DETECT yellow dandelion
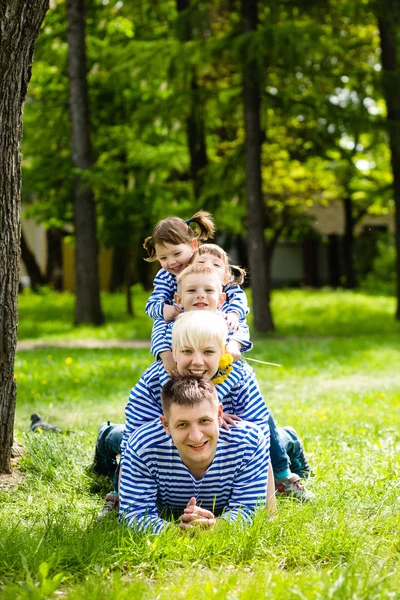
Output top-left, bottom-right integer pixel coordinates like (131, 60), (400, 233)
(319, 415), (328, 421)
(47, 355), (53, 360)
(41, 380), (47, 385)
(74, 378), (80, 383)
(359, 428), (366, 435)
(65, 357), (73, 365)
(218, 353), (233, 370)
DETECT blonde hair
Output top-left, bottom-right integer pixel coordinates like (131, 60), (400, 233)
(176, 264), (223, 294)
(193, 244), (246, 286)
(143, 210), (215, 262)
(172, 311), (227, 357)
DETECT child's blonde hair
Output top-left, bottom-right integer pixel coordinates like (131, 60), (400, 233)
(143, 210), (215, 262)
(172, 311), (227, 356)
(193, 243), (246, 286)
(176, 264), (223, 294)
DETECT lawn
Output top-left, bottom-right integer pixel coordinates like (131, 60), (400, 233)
(1, 288), (399, 598)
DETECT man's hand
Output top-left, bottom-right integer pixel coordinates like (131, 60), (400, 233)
(179, 496), (216, 530)
(221, 412), (242, 431)
(160, 351), (179, 376)
(224, 312), (240, 332)
(226, 340), (242, 362)
(163, 304), (182, 322)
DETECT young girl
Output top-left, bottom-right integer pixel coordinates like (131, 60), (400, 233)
(144, 210), (215, 323)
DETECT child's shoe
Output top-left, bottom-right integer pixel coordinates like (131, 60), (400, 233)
(97, 491), (119, 521)
(275, 473), (314, 501)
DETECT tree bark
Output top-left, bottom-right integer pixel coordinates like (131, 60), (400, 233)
(342, 194), (358, 289)
(241, 0), (274, 332)
(21, 228), (47, 291)
(0, 0), (49, 474)
(377, 5), (400, 319)
(176, 0), (208, 200)
(67, 0), (104, 325)
(46, 228), (65, 291)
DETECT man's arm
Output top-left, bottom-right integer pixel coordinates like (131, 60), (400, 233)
(119, 445), (169, 533)
(221, 428), (269, 522)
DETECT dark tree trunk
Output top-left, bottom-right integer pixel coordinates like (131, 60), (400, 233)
(378, 7), (400, 319)
(241, 0), (274, 332)
(303, 239), (320, 287)
(176, 0), (208, 199)
(67, 0), (104, 325)
(0, 0), (49, 474)
(342, 195), (358, 289)
(327, 235), (341, 287)
(109, 246), (127, 292)
(20, 229), (47, 291)
(46, 228), (65, 291)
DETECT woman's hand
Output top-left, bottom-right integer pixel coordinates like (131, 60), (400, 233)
(221, 412), (242, 431)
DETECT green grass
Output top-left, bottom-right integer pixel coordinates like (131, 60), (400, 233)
(2, 289), (400, 598)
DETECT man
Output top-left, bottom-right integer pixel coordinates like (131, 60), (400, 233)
(119, 376), (270, 533)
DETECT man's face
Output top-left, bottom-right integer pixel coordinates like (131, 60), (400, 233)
(174, 339), (222, 379)
(160, 399), (223, 476)
(155, 241), (196, 276)
(174, 273), (226, 312)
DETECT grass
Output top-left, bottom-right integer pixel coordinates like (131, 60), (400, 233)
(2, 288), (400, 598)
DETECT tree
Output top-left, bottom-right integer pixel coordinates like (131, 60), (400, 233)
(67, 0), (104, 324)
(241, 0), (274, 332)
(0, 0), (49, 474)
(376, 0), (400, 319)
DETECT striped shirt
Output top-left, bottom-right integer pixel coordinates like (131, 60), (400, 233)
(150, 314), (252, 360)
(119, 418), (269, 533)
(120, 359), (270, 454)
(145, 268), (250, 320)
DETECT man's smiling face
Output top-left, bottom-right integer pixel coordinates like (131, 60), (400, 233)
(160, 399), (223, 477)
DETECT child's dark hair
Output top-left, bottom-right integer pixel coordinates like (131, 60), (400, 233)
(143, 210), (215, 262)
(193, 243), (246, 286)
(161, 376), (217, 415)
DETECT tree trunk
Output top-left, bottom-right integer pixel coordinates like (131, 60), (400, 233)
(21, 228), (47, 291)
(176, 0), (208, 200)
(46, 228), (65, 291)
(0, 0), (49, 474)
(378, 7), (400, 319)
(241, 0), (274, 332)
(67, 0), (104, 325)
(342, 195), (358, 289)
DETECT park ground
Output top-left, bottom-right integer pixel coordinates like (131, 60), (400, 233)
(1, 287), (400, 599)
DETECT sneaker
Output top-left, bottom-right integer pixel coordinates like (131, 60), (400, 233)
(275, 473), (314, 501)
(97, 492), (119, 521)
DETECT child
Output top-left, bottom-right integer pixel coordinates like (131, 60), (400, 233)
(151, 263), (251, 365)
(144, 214), (249, 372)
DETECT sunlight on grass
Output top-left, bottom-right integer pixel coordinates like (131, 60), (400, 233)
(4, 288), (400, 597)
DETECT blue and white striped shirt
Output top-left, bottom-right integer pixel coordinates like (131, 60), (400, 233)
(150, 314), (252, 360)
(119, 418), (269, 533)
(145, 268), (250, 320)
(120, 359), (270, 454)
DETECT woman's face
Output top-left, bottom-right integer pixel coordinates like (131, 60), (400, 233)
(173, 339), (222, 379)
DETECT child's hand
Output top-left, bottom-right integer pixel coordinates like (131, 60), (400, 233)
(163, 304), (182, 322)
(160, 351), (179, 376)
(226, 340), (242, 362)
(224, 312), (240, 332)
(221, 412), (242, 431)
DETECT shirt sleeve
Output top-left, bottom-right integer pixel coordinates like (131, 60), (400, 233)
(121, 370), (164, 454)
(151, 320), (173, 359)
(221, 429), (269, 523)
(223, 285), (249, 320)
(228, 364), (270, 434)
(145, 270), (177, 320)
(119, 446), (169, 533)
